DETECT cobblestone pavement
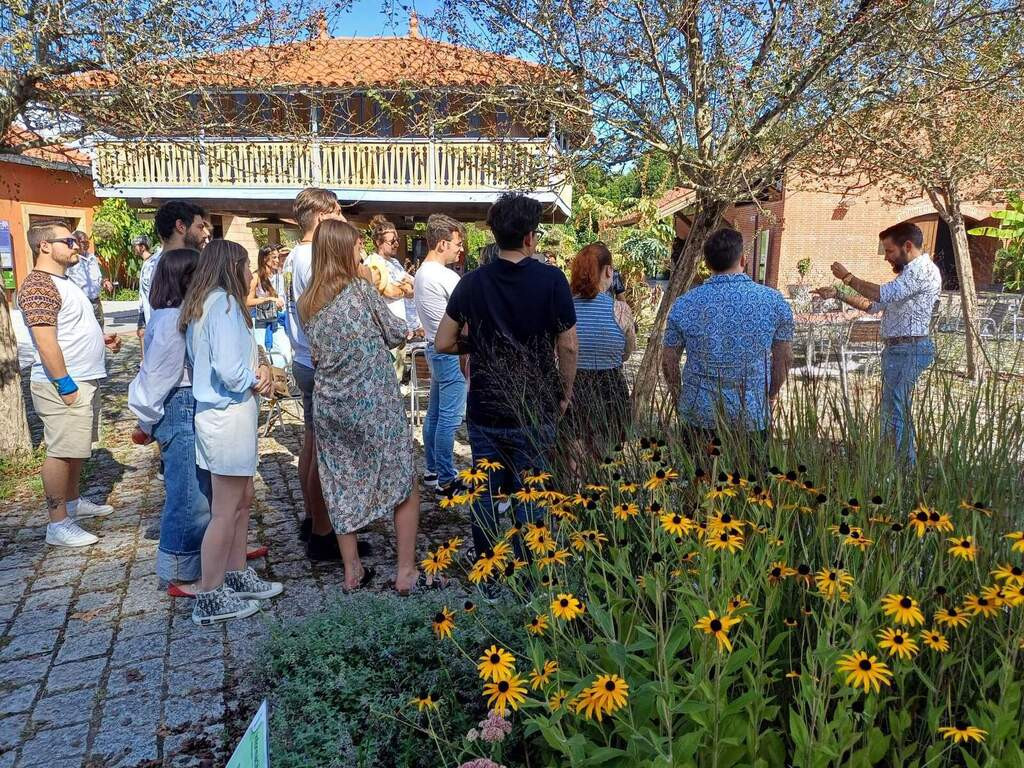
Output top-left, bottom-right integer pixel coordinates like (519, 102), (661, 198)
(0, 338), (471, 767)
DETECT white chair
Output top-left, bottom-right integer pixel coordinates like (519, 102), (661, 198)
(409, 345), (431, 426)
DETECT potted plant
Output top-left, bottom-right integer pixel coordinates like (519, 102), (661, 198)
(788, 257), (812, 302)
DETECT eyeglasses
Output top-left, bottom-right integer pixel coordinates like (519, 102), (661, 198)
(47, 238), (79, 249)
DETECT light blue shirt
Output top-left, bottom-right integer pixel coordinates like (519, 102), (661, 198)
(664, 273), (793, 431)
(186, 289), (257, 410)
(128, 307), (189, 431)
(66, 252), (104, 301)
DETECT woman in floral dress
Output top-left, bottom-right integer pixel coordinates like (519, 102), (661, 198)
(297, 219), (420, 594)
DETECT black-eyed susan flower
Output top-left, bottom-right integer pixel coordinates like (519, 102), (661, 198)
(514, 486), (546, 504)
(877, 627), (919, 660)
(468, 557), (495, 585)
(963, 593), (999, 618)
(439, 536), (463, 555)
(768, 561), (797, 584)
(551, 593), (585, 621)
(574, 674), (629, 721)
(908, 505), (932, 537)
(644, 467), (679, 491)
(613, 502), (640, 521)
(694, 610), (742, 652)
(548, 688), (569, 711)
(981, 584), (1006, 605)
(529, 660), (559, 690)
(921, 629), (950, 652)
(836, 651), (893, 694)
(1006, 531), (1024, 553)
(660, 512), (694, 537)
(482, 674), (527, 716)
(458, 467), (489, 485)
(432, 607), (455, 639)
(463, 600), (477, 614)
(526, 614), (549, 637)
(930, 510), (954, 533)
(421, 551), (449, 576)
(1005, 583), (1024, 607)
(747, 488), (774, 509)
(934, 607), (970, 629)
(947, 536), (978, 561)
(477, 645), (516, 682)
(959, 499), (990, 515)
(881, 594), (925, 626)
(795, 563), (813, 586)
(844, 528), (873, 549)
(705, 529), (744, 553)
(726, 595), (751, 614)
(476, 458), (503, 471)
(618, 482), (639, 494)
(409, 692), (440, 712)
(938, 723), (987, 743)
(536, 549), (572, 569)
(816, 568), (854, 600)
(705, 485), (738, 502)
(521, 469), (552, 487)
(783, 617), (799, 628)
(991, 563), (1024, 586)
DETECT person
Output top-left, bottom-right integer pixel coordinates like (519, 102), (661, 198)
(127, 248), (212, 587)
(434, 193), (578, 566)
(282, 187), (348, 561)
(413, 214), (467, 493)
(179, 239), (282, 625)
(133, 235), (154, 348)
(813, 221), (941, 464)
(662, 228), (794, 445)
(247, 244), (289, 359)
(565, 242), (636, 458)
(367, 215), (416, 379)
(66, 230), (113, 328)
(19, 222), (121, 547)
(298, 219), (421, 594)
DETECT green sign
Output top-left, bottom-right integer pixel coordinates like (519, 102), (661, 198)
(227, 699), (270, 768)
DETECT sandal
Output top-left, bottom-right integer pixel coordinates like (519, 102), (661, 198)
(395, 572), (451, 596)
(342, 565), (375, 594)
(246, 546), (269, 560)
(167, 583), (196, 598)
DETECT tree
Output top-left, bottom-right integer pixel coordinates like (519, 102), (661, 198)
(92, 199), (157, 291)
(0, 292), (31, 455)
(434, 0), (984, 413)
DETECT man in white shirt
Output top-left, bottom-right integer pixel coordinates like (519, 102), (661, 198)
(814, 221), (942, 464)
(134, 235), (154, 345)
(66, 230), (113, 328)
(413, 214), (466, 493)
(19, 222), (122, 547)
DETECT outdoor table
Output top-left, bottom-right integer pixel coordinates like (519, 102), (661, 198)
(793, 310), (864, 368)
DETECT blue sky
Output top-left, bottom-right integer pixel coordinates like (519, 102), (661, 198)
(326, 0), (442, 38)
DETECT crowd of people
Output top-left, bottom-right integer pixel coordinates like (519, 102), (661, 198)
(18, 187), (939, 625)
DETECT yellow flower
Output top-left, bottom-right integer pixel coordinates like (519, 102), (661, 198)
(612, 502), (640, 521)
(836, 651), (893, 694)
(1005, 531), (1024, 553)
(431, 607), (455, 639)
(958, 499), (991, 515)
(981, 584), (1006, 605)
(907, 506), (932, 537)
(549, 504), (578, 522)
(527, 614), (549, 636)
(991, 563), (1024, 586)
(946, 536), (977, 561)
(963, 593), (1000, 618)
(747, 489), (774, 509)
(574, 674), (630, 721)
(409, 692), (439, 712)
(768, 561), (797, 584)
(584, 483), (609, 493)
(705, 485), (738, 502)
(694, 610), (742, 652)
(524, 529), (557, 555)
(877, 627), (919, 660)
(938, 723), (987, 743)
(931, 512), (955, 533)
(529, 660), (559, 690)
(521, 470), (552, 487)
(440, 536), (463, 555)
(644, 467), (679, 491)
(570, 530), (607, 551)
(548, 689), (569, 711)
(536, 549), (572, 569)
(660, 512), (694, 537)
(482, 674), (527, 716)
(726, 595), (751, 614)
(880, 594), (925, 626)
(618, 482), (639, 494)
(1004, 583), (1024, 607)
(476, 458), (503, 471)
(458, 467), (489, 485)
(920, 629), (950, 652)
(934, 607), (970, 629)
(514, 487), (546, 504)
(816, 569), (854, 600)
(477, 645), (516, 682)
(468, 557), (496, 584)
(843, 528), (873, 549)
(551, 593), (585, 621)
(705, 530), (744, 553)
(439, 492), (470, 509)
(708, 512), (744, 532)
(421, 551), (449, 576)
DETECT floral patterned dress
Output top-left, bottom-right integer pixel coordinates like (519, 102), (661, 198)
(307, 279), (414, 534)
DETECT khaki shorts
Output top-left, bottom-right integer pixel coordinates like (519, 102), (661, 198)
(30, 379), (101, 459)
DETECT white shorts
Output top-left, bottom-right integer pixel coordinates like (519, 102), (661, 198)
(195, 396), (259, 476)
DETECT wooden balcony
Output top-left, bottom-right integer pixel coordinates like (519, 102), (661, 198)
(92, 138), (561, 194)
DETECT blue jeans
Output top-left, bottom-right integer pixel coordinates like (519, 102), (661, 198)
(151, 387), (212, 583)
(880, 339), (934, 466)
(424, 345), (466, 486)
(468, 422), (555, 560)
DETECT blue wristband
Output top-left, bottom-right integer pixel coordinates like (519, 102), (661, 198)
(52, 375), (78, 396)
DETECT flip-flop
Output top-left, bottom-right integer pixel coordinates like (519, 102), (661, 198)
(167, 583), (196, 598)
(342, 565), (375, 594)
(247, 546), (269, 559)
(395, 572), (451, 596)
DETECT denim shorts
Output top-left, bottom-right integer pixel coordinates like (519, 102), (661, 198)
(293, 361), (315, 430)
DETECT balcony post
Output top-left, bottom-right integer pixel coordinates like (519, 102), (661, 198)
(426, 137), (437, 190)
(199, 131), (209, 186)
(311, 102), (322, 185)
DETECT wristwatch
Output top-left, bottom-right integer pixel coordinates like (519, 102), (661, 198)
(842, 273), (855, 285)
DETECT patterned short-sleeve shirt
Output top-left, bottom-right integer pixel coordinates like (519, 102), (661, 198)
(868, 255), (942, 338)
(664, 273), (793, 430)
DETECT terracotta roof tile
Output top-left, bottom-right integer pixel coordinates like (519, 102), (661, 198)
(2, 125), (90, 168)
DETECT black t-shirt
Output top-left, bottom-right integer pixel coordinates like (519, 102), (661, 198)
(446, 257), (576, 429)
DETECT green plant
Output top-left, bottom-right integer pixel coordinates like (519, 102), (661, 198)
(255, 591), (528, 768)
(620, 229), (671, 278)
(92, 199), (156, 290)
(969, 195), (1024, 292)
(797, 257), (812, 283)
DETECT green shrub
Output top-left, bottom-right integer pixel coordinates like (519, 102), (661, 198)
(257, 590), (528, 768)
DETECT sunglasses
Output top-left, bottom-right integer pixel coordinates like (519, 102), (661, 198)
(47, 237), (79, 248)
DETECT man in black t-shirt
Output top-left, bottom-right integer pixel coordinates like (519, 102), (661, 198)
(436, 194), (578, 562)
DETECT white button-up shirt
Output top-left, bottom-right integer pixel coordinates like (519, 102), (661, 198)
(66, 252), (104, 301)
(868, 255), (942, 338)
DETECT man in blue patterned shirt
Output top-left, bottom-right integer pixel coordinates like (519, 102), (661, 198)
(662, 228), (794, 436)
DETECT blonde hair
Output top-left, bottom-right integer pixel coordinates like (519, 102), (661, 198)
(293, 187), (339, 233)
(178, 239), (252, 332)
(297, 219), (363, 325)
(368, 214), (398, 246)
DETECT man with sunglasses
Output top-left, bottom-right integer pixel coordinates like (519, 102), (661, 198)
(66, 230), (113, 328)
(19, 222), (122, 547)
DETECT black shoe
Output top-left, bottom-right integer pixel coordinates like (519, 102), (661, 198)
(437, 479), (467, 499)
(306, 532), (373, 561)
(298, 517), (312, 543)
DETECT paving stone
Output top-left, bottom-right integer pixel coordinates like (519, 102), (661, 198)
(114, 614), (167, 641)
(45, 657), (106, 694)
(106, 657), (164, 698)
(0, 553), (35, 572)
(54, 627), (114, 665)
(91, 694), (160, 766)
(163, 692), (224, 730)
(168, 632), (222, 664)
(0, 569), (30, 589)
(0, 749), (14, 768)
(17, 722), (90, 768)
(167, 657), (223, 696)
(0, 604), (15, 626)
(28, 570), (78, 592)
(109, 631), (166, 668)
(0, 656), (50, 689)
(79, 564), (126, 591)
(0, 713), (27, 751)
(0, 682), (38, 716)
(70, 590), (121, 617)
(0, 627), (59, 662)
(6, 606), (66, 635)
(31, 688), (98, 727)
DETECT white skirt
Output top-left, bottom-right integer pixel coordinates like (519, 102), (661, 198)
(195, 396), (259, 476)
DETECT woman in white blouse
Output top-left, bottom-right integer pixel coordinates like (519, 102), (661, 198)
(178, 240), (282, 625)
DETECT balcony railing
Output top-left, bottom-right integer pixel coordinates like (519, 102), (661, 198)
(92, 138), (558, 192)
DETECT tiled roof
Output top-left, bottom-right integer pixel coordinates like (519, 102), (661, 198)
(1, 126), (91, 169)
(602, 187), (696, 229)
(73, 33), (552, 91)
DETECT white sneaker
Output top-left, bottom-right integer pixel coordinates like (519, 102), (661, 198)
(45, 519), (99, 548)
(73, 499), (113, 519)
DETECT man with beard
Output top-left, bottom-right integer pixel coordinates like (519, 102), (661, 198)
(813, 221), (941, 464)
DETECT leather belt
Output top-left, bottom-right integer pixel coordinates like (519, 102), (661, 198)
(883, 335), (928, 347)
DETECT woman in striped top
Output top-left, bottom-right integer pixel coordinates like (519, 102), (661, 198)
(564, 242), (636, 459)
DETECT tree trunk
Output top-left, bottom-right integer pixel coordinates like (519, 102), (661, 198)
(0, 290), (32, 456)
(947, 212), (985, 382)
(631, 200), (726, 420)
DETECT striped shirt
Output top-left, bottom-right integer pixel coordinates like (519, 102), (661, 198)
(574, 293), (626, 370)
